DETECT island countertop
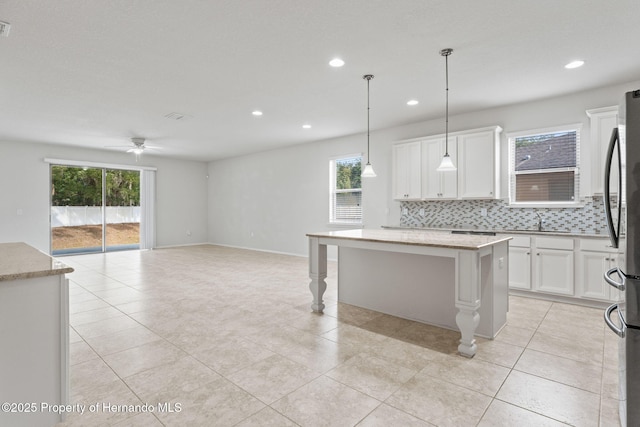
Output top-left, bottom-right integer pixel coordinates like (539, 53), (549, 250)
(0, 242), (74, 281)
(306, 228), (511, 250)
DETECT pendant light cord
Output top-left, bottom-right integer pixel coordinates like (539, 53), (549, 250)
(444, 50), (450, 156)
(363, 74), (374, 164)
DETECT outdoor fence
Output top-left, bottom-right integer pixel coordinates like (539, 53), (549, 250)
(51, 206), (141, 227)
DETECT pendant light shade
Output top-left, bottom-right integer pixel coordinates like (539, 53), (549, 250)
(361, 74), (377, 178)
(436, 48), (457, 172)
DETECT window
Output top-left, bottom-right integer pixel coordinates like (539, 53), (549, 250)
(509, 125), (581, 204)
(329, 155), (363, 224)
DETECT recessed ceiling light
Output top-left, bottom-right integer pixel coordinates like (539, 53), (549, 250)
(329, 58), (345, 67)
(407, 100), (419, 106)
(302, 124), (312, 129)
(252, 110), (263, 116)
(565, 60), (585, 69)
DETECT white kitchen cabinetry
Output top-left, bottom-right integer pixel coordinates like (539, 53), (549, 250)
(421, 137), (457, 199)
(578, 238), (624, 301)
(394, 126), (501, 201)
(457, 128), (501, 199)
(508, 236), (531, 290)
(587, 106), (618, 195)
(534, 236), (575, 296)
(392, 141), (421, 200)
(507, 235), (574, 296)
(507, 234), (623, 304)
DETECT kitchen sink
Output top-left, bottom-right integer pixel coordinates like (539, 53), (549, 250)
(451, 230), (496, 236)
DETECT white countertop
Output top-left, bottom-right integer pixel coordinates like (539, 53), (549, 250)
(307, 228), (511, 250)
(0, 242), (74, 281)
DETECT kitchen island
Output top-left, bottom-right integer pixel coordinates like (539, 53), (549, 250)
(306, 229), (511, 357)
(0, 242), (73, 427)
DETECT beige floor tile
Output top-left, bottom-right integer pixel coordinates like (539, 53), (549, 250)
(70, 358), (121, 401)
(190, 336), (275, 376)
(321, 323), (390, 351)
(601, 396), (623, 427)
(474, 338), (525, 368)
(234, 407), (298, 426)
(417, 352), (511, 396)
(357, 403), (434, 426)
(602, 366), (621, 400)
(61, 246), (618, 426)
(287, 311), (340, 335)
(372, 338), (441, 371)
(323, 302), (385, 326)
(271, 376), (380, 427)
(478, 399), (567, 426)
(493, 324), (536, 347)
(496, 370), (600, 426)
(123, 356), (222, 402)
(528, 330), (604, 366)
(83, 324), (163, 356)
(111, 412), (164, 426)
(69, 340), (99, 365)
(227, 354), (319, 404)
(326, 353), (417, 400)
(102, 340), (187, 378)
(69, 298), (110, 314)
(155, 378), (265, 426)
(515, 348), (602, 393)
(387, 374), (491, 427)
(72, 314), (143, 339)
(394, 322), (460, 354)
(70, 305), (125, 326)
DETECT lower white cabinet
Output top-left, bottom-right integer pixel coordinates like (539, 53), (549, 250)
(577, 238), (624, 301)
(505, 234), (628, 303)
(508, 236), (531, 290)
(535, 248), (574, 296)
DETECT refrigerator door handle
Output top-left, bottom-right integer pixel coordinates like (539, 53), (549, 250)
(605, 266), (626, 291)
(603, 127), (621, 248)
(605, 303), (626, 338)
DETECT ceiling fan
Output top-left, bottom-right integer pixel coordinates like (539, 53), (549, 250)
(106, 137), (160, 158)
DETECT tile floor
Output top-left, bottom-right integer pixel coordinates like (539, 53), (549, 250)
(55, 244), (621, 426)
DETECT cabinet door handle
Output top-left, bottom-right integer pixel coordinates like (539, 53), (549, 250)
(526, 252), (530, 255)
(536, 253), (540, 256)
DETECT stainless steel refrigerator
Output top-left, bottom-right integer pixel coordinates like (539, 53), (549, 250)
(604, 89), (640, 427)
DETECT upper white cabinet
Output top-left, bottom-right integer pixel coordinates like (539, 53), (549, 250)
(587, 106), (618, 195)
(457, 128), (501, 199)
(422, 137), (457, 199)
(392, 141), (421, 200)
(393, 126), (501, 201)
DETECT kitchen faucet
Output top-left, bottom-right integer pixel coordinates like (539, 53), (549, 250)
(535, 211), (545, 232)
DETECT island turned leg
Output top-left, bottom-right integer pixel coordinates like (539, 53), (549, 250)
(455, 250), (483, 357)
(456, 307), (480, 357)
(308, 237), (328, 313)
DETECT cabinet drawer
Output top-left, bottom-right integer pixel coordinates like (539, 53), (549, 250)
(509, 236), (531, 248)
(580, 238), (618, 252)
(536, 236), (574, 250)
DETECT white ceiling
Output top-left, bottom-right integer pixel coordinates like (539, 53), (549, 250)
(1, 0), (639, 161)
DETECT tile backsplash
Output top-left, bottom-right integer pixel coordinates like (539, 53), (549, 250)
(399, 196), (614, 235)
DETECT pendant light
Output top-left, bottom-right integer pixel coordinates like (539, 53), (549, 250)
(436, 48), (457, 172)
(361, 74), (377, 178)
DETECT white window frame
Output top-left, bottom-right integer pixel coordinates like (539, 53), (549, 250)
(508, 124), (582, 208)
(329, 153), (363, 226)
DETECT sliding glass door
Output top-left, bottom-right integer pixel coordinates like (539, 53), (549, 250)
(51, 165), (141, 255)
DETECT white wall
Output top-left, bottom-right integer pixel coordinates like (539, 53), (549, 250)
(0, 140), (209, 253)
(208, 80), (640, 256)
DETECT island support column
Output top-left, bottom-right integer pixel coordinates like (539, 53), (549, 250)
(455, 250), (483, 357)
(308, 237), (327, 312)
